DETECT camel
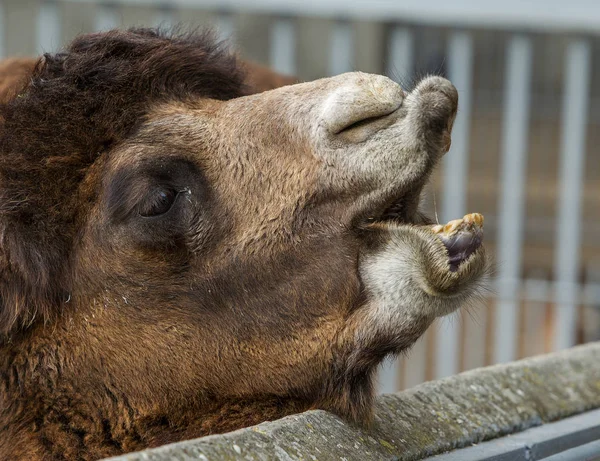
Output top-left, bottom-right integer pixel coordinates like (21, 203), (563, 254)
(0, 28), (487, 460)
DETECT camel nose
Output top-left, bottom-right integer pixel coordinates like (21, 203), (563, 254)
(410, 76), (458, 154)
(320, 72), (404, 143)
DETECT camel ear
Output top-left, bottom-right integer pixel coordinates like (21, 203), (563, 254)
(241, 59), (299, 94)
(0, 57), (38, 104)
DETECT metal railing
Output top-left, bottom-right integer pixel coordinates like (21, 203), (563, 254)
(2, 0), (599, 392)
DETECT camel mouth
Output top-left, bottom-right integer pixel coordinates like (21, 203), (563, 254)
(369, 196), (410, 224)
(364, 209), (485, 273)
(362, 187), (421, 227)
(431, 213), (485, 272)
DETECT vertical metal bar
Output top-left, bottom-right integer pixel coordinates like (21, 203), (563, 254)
(442, 31), (473, 221)
(579, 277), (600, 344)
(329, 20), (353, 76)
(553, 39), (591, 351)
(461, 303), (488, 370)
(154, 5), (176, 30)
(386, 26), (413, 84)
(37, 0), (61, 54)
(0, 1), (5, 60)
(435, 30), (473, 379)
(522, 277), (551, 357)
(494, 35), (533, 364)
(95, 3), (119, 32)
(401, 336), (428, 389)
(216, 12), (234, 44)
(377, 359), (399, 394)
(586, 304), (600, 343)
(269, 17), (296, 76)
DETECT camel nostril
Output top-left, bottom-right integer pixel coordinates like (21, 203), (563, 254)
(334, 106), (400, 135)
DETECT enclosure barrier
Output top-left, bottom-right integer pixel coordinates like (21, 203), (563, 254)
(105, 342), (600, 461)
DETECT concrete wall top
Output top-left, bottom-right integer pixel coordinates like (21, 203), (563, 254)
(107, 342), (600, 461)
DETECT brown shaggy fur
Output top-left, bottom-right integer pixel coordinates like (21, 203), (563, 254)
(0, 29), (247, 335)
(0, 28), (486, 460)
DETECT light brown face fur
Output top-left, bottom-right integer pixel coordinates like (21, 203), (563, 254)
(0, 33), (487, 461)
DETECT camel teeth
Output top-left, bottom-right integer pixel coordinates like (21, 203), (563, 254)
(443, 218), (463, 234)
(432, 224), (444, 234)
(463, 213), (484, 227)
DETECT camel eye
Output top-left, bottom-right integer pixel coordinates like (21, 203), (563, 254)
(139, 188), (178, 217)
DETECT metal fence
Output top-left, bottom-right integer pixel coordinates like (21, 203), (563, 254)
(2, 0), (600, 392)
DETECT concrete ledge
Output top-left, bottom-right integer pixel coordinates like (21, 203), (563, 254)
(108, 342), (600, 461)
